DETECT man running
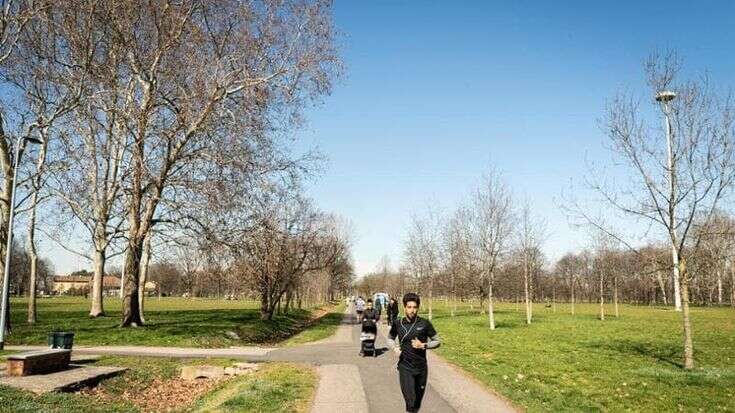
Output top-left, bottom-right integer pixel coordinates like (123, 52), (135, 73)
(388, 293), (440, 413)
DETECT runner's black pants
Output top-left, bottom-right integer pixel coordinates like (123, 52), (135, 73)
(399, 366), (428, 412)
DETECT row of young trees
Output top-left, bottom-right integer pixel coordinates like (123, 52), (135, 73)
(385, 53), (735, 370)
(0, 0), (349, 327)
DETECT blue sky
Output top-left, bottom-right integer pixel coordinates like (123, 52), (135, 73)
(49, 1), (735, 275)
(292, 0), (735, 276)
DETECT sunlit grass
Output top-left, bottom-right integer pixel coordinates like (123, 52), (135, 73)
(7, 296), (338, 347)
(429, 300), (735, 412)
(189, 362), (316, 413)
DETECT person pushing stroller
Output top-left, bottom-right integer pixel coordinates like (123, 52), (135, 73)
(359, 299), (380, 357)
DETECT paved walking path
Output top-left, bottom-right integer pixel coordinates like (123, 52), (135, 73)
(267, 305), (519, 413)
(6, 305), (519, 412)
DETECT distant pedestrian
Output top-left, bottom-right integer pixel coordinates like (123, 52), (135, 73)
(387, 297), (400, 325)
(355, 296), (365, 323)
(388, 293), (441, 413)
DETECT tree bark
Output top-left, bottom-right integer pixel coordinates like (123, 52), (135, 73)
(613, 274), (619, 317)
(671, 246), (683, 311)
(716, 269), (723, 305)
(26, 197), (39, 325)
(599, 269), (605, 321)
(679, 261), (694, 369)
(656, 270), (668, 306)
(260, 292), (271, 320)
(427, 275), (433, 321)
(571, 275), (575, 315)
(27, 250), (37, 324)
(524, 256), (532, 325)
(138, 232), (152, 324)
(488, 277), (495, 330)
(121, 238), (144, 327)
(89, 248), (106, 317)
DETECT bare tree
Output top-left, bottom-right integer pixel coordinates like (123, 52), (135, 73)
(469, 171), (513, 329)
(518, 203), (545, 325)
(404, 206), (443, 321)
(57, 0), (341, 327)
(582, 52), (735, 369)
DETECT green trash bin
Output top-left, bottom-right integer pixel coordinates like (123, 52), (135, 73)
(48, 331), (74, 349)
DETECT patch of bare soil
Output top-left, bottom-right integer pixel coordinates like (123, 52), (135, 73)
(82, 376), (228, 412)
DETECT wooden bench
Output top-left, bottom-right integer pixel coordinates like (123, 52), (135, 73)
(6, 349), (71, 376)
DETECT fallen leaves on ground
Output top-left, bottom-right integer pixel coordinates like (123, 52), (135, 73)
(82, 376), (228, 412)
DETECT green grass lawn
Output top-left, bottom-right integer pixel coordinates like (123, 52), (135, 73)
(0, 356), (316, 413)
(429, 300), (735, 412)
(6, 296), (338, 347)
(189, 363), (317, 413)
(282, 303), (346, 346)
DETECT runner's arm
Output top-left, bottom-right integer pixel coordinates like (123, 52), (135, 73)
(425, 335), (440, 349)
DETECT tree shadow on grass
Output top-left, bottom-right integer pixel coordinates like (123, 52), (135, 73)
(9, 307), (321, 347)
(583, 338), (683, 368)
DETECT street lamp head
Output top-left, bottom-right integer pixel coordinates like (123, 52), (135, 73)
(24, 137), (43, 145)
(655, 90), (677, 103)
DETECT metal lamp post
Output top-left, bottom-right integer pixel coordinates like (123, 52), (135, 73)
(0, 135), (43, 350)
(655, 90), (682, 312)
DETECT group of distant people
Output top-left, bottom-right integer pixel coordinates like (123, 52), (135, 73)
(347, 292), (440, 413)
(351, 294), (399, 325)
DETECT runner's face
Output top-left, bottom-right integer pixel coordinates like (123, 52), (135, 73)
(404, 301), (418, 319)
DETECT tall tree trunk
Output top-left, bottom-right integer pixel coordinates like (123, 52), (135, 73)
(671, 247), (682, 311)
(121, 238), (144, 327)
(524, 257), (531, 325)
(120, 254), (125, 299)
(717, 269), (723, 305)
(656, 270), (668, 305)
(613, 274), (619, 317)
(599, 269), (605, 321)
(731, 264), (735, 308)
(89, 248), (106, 317)
(571, 275), (575, 315)
(428, 275), (433, 321)
(138, 232), (152, 324)
(679, 261), (694, 369)
(260, 291), (271, 320)
(26, 134), (49, 325)
(488, 275), (495, 330)
(552, 284), (556, 313)
(26, 202), (39, 325)
(27, 251), (37, 324)
(451, 272), (456, 317)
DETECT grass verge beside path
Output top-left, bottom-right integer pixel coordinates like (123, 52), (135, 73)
(189, 362), (317, 413)
(283, 302), (346, 346)
(0, 356), (317, 413)
(6, 297), (340, 347)
(431, 301), (735, 412)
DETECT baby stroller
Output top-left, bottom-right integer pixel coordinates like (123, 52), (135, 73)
(360, 318), (377, 357)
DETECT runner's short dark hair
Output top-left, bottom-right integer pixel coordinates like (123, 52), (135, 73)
(367, 298), (373, 303)
(402, 292), (420, 307)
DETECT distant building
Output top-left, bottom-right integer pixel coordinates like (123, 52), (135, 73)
(51, 274), (157, 296)
(51, 275), (91, 295)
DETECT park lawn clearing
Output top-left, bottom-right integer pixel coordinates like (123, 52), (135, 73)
(7, 297), (340, 347)
(189, 362), (316, 413)
(431, 301), (735, 412)
(282, 302), (346, 346)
